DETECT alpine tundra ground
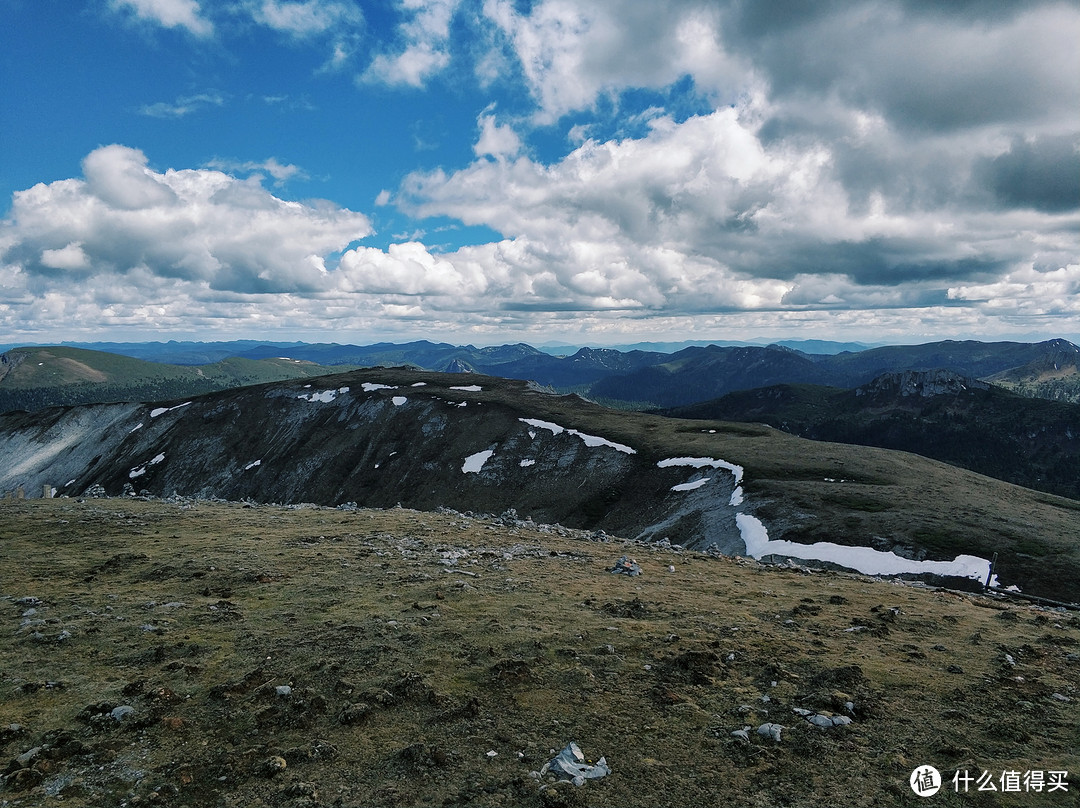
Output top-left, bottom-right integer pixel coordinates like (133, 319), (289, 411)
(1, 498), (1077, 807)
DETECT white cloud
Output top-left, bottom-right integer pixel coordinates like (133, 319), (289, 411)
(1, 145), (371, 295)
(363, 0), (461, 87)
(482, 0), (749, 122)
(40, 243), (90, 271)
(110, 0), (213, 37)
(474, 112), (522, 159)
(205, 157), (306, 185)
(949, 264), (1080, 315)
(139, 91), (225, 118)
(250, 0), (363, 38)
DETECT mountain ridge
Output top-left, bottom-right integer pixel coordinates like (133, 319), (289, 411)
(2, 366), (1078, 601)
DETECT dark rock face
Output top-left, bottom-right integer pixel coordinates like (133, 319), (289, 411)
(854, 369), (990, 398)
(0, 369), (744, 551)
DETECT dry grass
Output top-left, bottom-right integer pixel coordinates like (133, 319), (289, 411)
(1, 497), (1077, 807)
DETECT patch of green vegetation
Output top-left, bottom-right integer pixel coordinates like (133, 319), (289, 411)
(822, 493), (892, 512)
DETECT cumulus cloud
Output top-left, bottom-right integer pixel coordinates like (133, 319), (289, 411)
(482, 0), (748, 122)
(363, 0), (461, 88)
(473, 111), (522, 159)
(1, 145), (371, 295)
(110, 0), (213, 37)
(394, 89), (1079, 319)
(735, 2), (1080, 134)
(949, 264), (1080, 315)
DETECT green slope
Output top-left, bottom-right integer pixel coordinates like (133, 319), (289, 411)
(0, 346), (357, 413)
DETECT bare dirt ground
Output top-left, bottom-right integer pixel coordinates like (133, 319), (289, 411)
(1, 497), (1077, 807)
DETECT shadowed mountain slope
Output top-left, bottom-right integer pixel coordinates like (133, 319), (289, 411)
(664, 369), (1080, 501)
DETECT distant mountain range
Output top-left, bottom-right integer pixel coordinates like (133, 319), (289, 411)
(4, 337), (1075, 412)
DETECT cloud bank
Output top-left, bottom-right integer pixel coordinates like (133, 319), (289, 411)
(3, 0), (1078, 342)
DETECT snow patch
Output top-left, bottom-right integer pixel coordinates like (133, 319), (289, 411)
(392, 396), (407, 406)
(362, 382), (395, 392)
(411, 382), (427, 387)
(244, 460), (262, 471)
(671, 477), (710, 492)
(298, 386), (350, 403)
(129, 453), (165, 479)
(129, 422), (144, 434)
(451, 385), (483, 392)
(736, 513), (990, 581)
(519, 418), (636, 454)
(520, 459), (536, 467)
(462, 449), (494, 473)
(150, 402), (191, 418)
(657, 456), (743, 484)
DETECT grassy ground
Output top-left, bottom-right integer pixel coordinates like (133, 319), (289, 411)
(1, 497), (1078, 807)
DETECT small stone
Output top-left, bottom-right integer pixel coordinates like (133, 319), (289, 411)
(275, 685), (292, 697)
(111, 705), (136, 721)
(756, 723), (783, 742)
(16, 746), (43, 767)
(1051, 693), (1071, 703)
(259, 756), (287, 776)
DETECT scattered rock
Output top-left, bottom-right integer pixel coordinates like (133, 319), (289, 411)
(756, 723), (783, 742)
(111, 705), (136, 721)
(337, 702), (371, 726)
(258, 755), (288, 776)
(3, 766), (43, 792)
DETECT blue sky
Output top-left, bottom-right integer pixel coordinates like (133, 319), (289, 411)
(1, 0), (1078, 346)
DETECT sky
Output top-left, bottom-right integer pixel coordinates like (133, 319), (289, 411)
(1, 0), (1078, 347)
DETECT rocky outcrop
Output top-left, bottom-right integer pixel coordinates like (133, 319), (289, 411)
(854, 369), (989, 398)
